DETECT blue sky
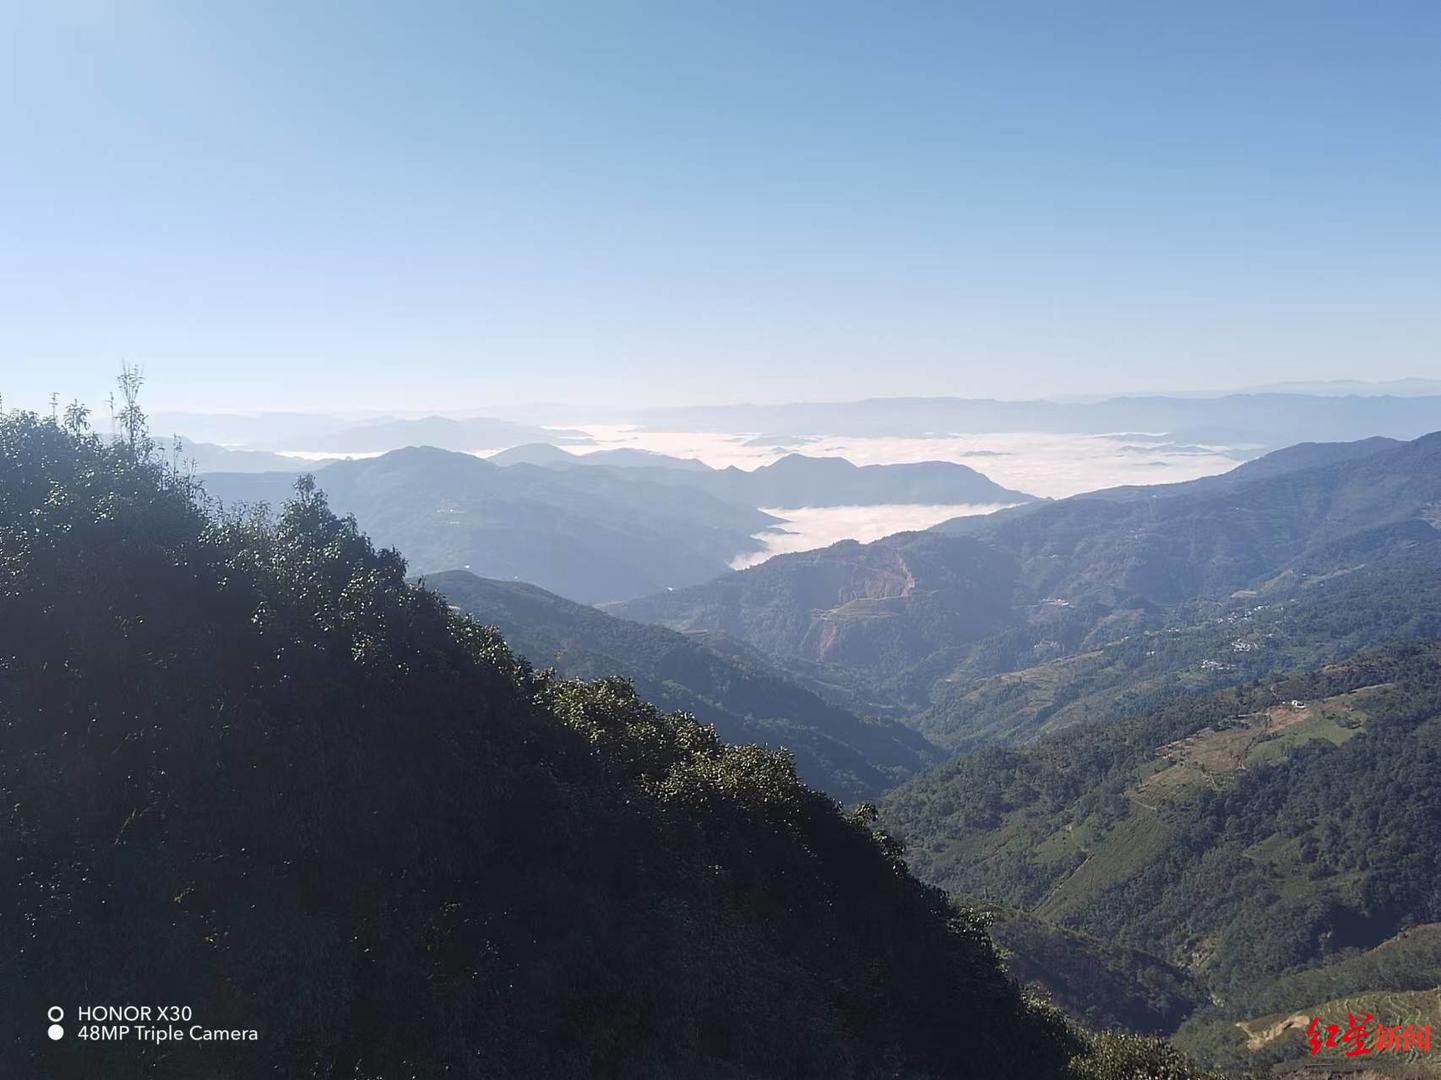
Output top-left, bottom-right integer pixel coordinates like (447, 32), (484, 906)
(2, 1), (1438, 413)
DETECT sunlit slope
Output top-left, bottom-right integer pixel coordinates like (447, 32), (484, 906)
(883, 644), (1441, 995)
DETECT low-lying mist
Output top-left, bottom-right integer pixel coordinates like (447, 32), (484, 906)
(731, 503), (1017, 569)
(573, 427), (1248, 499)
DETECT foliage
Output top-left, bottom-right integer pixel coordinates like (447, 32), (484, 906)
(918, 538), (1441, 750)
(0, 410), (1080, 1078)
(1068, 1032), (1229, 1080)
(983, 906), (1207, 1035)
(1175, 930), (1441, 1074)
(428, 570), (940, 802)
(883, 641), (1441, 1040)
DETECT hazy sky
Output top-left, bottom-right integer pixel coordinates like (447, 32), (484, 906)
(2, 1), (1439, 413)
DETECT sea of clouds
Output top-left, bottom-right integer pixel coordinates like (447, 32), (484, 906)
(566, 426), (1248, 500)
(729, 503), (1019, 569)
(566, 426), (1249, 567)
(273, 424), (1250, 569)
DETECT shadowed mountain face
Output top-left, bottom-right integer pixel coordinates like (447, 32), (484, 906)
(427, 570), (940, 801)
(0, 414), (1082, 1080)
(200, 446), (776, 604)
(612, 433), (1441, 725)
(982, 907), (1207, 1037)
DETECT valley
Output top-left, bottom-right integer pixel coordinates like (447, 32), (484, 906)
(12, 402), (1441, 1077)
(12, 4), (1441, 1072)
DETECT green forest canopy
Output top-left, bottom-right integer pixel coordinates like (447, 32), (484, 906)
(1, 406), (1212, 1078)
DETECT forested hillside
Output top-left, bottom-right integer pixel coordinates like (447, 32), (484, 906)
(916, 539), (1441, 749)
(881, 641), (1441, 1067)
(426, 569), (939, 801)
(616, 433), (1441, 744)
(612, 529), (1023, 712)
(0, 410), (1110, 1079)
(982, 906), (1207, 1036)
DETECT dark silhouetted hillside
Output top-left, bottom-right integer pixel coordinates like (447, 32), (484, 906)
(0, 411), (1084, 1079)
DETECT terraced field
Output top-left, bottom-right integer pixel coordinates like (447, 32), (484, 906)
(1132, 684), (1389, 810)
(1015, 684), (1395, 924)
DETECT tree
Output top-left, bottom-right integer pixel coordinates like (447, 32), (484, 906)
(115, 362), (148, 452)
(63, 399), (91, 433)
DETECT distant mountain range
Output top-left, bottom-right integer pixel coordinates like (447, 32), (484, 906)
(199, 447), (1035, 602)
(152, 409), (362, 446)
(428, 570), (938, 800)
(290, 415), (588, 453)
(132, 435), (309, 474)
(152, 412), (587, 453)
(200, 447), (776, 603)
(493, 445), (1034, 508)
(588, 427), (1441, 1065)
(489, 443), (709, 471)
(633, 393), (1441, 449)
(699, 454), (1033, 507)
(163, 390), (1441, 463)
(613, 431), (1441, 722)
(1240, 377), (1441, 397)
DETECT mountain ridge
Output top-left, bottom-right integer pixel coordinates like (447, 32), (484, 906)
(612, 432), (1441, 733)
(427, 569), (940, 801)
(0, 411), (1085, 1079)
(200, 446), (776, 603)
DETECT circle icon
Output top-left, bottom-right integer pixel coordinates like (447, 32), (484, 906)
(47, 1006), (64, 1022)
(47, 1024), (64, 1041)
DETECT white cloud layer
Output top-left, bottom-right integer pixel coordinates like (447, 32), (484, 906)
(731, 503), (1015, 569)
(572, 427), (1246, 500)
